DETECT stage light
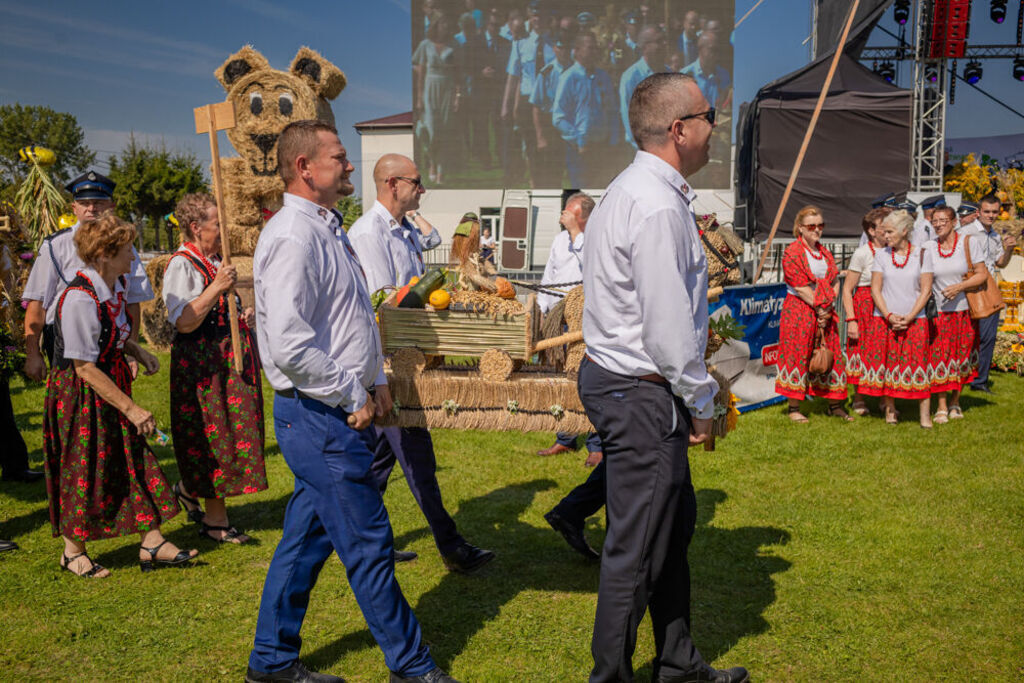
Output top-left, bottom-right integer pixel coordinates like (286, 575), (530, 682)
(925, 64), (939, 83)
(893, 0), (911, 25)
(990, 0), (1008, 23)
(1014, 57), (1024, 81)
(964, 60), (983, 83)
(875, 61), (896, 82)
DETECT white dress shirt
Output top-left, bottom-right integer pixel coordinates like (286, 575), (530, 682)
(957, 219), (1003, 273)
(59, 266), (130, 362)
(583, 151), (718, 420)
(347, 200), (437, 293)
(538, 230), (584, 314)
(254, 193), (385, 413)
(23, 221), (153, 324)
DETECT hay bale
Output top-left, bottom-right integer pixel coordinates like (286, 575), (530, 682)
(392, 347), (428, 377)
(479, 348), (514, 381)
(540, 300), (568, 366)
(141, 255), (174, 351)
(562, 286), (584, 331)
(564, 342), (585, 380)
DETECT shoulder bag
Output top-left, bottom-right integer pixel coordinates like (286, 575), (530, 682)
(961, 234), (1006, 320)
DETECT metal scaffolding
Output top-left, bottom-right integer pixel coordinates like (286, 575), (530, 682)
(910, 0), (947, 192)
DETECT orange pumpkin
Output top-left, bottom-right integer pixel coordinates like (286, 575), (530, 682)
(395, 284), (411, 305)
(428, 289), (451, 309)
(495, 277), (516, 299)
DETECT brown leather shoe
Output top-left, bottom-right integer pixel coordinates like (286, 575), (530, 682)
(584, 451), (603, 467)
(536, 443), (574, 457)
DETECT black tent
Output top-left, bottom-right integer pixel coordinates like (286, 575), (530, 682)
(735, 6), (912, 240)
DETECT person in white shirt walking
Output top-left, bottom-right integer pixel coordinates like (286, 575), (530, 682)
(957, 193), (1016, 393)
(349, 153), (495, 575)
(578, 73), (748, 683)
(246, 122), (457, 683)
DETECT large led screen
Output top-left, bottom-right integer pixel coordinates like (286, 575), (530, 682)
(411, 0), (735, 190)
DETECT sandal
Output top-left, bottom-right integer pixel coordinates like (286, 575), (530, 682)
(61, 551), (108, 578)
(884, 407), (898, 425)
(827, 403), (855, 422)
(787, 406), (809, 423)
(199, 522), (249, 544)
(139, 540), (198, 573)
(933, 410), (949, 425)
(949, 405), (964, 419)
(173, 481), (204, 525)
(851, 400), (869, 416)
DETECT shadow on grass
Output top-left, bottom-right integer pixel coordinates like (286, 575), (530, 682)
(0, 505), (50, 539)
(14, 408), (43, 433)
(0, 478), (49, 504)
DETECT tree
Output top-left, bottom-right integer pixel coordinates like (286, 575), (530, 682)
(0, 104), (95, 188)
(107, 135), (207, 251)
(336, 195), (363, 230)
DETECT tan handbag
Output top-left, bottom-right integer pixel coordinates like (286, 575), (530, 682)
(962, 234), (1006, 320)
(808, 321), (834, 375)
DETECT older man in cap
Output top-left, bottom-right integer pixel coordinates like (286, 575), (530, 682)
(22, 170), (153, 382)
(956, 202), (979, 229)
(349, 153), (495, 575)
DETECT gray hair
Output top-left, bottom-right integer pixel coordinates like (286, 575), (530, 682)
(565, 191), (595, 220)
(628, 72), (700, 150)
(881, 209), (914, 240)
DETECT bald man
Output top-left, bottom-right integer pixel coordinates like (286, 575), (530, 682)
(348, 154), (496, 574)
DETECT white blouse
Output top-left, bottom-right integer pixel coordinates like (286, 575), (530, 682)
(924, 234), (985, 313)
(871, 245), (934, 318)
(60, 267), (130, 362)
(162, 246), (221, 326)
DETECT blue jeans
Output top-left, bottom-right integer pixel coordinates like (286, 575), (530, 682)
(971, 312), (999, 388)
(249, 394), (435, 676)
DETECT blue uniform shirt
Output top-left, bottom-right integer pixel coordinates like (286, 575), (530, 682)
(529, 59), (571, 113)
(507, 30), (556, 97)
(551, 61), (618, 149)
(680, 59), (731, 107)
(618, 58), (657, 149)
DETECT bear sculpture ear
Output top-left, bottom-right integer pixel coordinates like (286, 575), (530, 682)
(290, 47), (347, 100)
(215, 45), (271, 91)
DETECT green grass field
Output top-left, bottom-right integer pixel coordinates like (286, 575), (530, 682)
(1, 357), (1022, 681)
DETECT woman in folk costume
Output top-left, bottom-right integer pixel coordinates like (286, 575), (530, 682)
(44, 213), (197, 577)
(775, 206), (850, 422)
(841, 207), (891, 416)
(860, 210), (936, 428)
(924, 206), (984, 422)
(163, 193), (266, 544)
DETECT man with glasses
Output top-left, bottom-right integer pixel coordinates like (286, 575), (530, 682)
(349, 153), (496, 574)
(579, 73), (748, 682)
(620, 26), (668, 150)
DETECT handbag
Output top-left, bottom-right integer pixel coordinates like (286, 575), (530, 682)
(808, 320), (834, 375)
(921, 250), (938, 320)
(962, 234), (1006, 320)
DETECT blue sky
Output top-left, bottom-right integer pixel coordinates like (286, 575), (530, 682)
(1, 0), (1022, 194)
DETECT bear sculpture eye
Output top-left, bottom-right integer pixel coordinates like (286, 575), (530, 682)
(279, 92), (294, 117)
(249, 92), (263, 116)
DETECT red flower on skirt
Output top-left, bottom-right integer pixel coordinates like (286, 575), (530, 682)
(204, 424), (217, 436)
(135, 512), (154, 523)
(148, 476), (162, 490)
(228, 396), (242, 406)
(236, 441), (251, 451)
(243, 485), (258, 494)
(212, 468), (224, 479)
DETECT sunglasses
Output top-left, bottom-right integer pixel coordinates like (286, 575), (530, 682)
(393, 176), (424, 189)
(668, 108), (716, 130)
(802, 223), (825, 230)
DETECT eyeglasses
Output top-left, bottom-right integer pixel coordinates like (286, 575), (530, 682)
(802, 223), (825, 231)
(668, 108), (716, 130)
(393, 176), (424, 189)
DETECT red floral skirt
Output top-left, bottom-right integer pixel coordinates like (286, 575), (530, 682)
(170, 326), (267, 500)
(43, 358), (180, 541)
(859, 316), (932, 399)
(845, 286), (877, 387)
(775, 294), (847, 401)
(929, 310), (979, 392)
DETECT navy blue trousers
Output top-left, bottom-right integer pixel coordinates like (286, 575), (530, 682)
(249, 394), (434, 676)
(555, 431), (603, 452)
(971, 311), (1000, 388)
(551, 459), (606, 527)
(0, 377), (29, 477)
(371, 426), (463, 555)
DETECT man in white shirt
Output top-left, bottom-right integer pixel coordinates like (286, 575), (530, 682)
(959, 193), (1016, 393)
(349, 154), (495, 574)
(579, 73), (748, 683)
(22, 171), (153, 382)
(247, 122), (456, 683)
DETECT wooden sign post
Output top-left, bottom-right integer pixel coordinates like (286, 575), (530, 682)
(194, 101), (243, 373)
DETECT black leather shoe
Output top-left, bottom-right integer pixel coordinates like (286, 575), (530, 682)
(245, 660), (345, 682)
(394, 549), (418, 563)
(0, 539), (18, 553)
(390, 666), (460, 682)
(2, 468), (44, 483)
(969, 384), (994, 394)
(441, 542), (495, 574)
(658, 664), (749, 683)
(544, 509), (599, 560)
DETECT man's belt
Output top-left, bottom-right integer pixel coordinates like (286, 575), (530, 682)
(275, 386), (376, 400)
(585, 354), (668, 385)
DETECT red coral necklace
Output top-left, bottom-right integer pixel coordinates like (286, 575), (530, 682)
(937, 232), (958, 259)
(801, 238), (824, 260)
(183, 242), (219, 278)
(891, 244), (912, 268)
